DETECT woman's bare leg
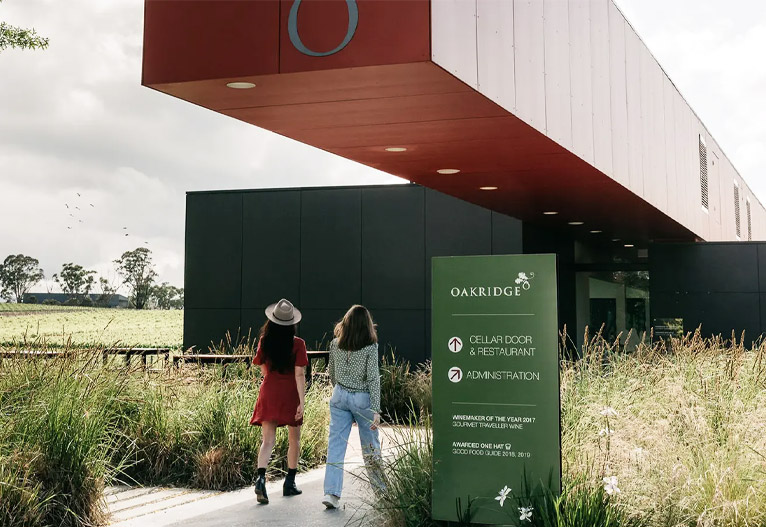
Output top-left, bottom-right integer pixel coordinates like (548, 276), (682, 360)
(258, 422), (277, 468)
(287, 425), (301, 469)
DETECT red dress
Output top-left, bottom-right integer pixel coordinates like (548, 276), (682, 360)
(249, 337), (308, 427)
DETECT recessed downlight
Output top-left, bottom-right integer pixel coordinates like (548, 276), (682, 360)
(437, 169), (460, 175)
(385, 147), (407, 152)
(568, 221), (584, 226)
(543, 211), (558, 215)
(226, 82), (255, 89)
(624, 244), (634, 248)
(590, 230), (602, 234)
(479, 186), (498, 191)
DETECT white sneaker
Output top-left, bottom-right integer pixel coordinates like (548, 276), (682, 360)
(322, 494), (340, 509)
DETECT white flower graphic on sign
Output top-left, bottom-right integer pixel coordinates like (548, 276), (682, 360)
(603, 475), (620, 495)
(494, 485), (512, 507)
(519, 506), (534, 522)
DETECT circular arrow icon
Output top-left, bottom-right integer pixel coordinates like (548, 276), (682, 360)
(448, 367), (463, 383)
(448, 336), (463, 353)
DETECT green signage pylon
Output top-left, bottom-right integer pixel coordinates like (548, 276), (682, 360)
(432, 254), (561, 524)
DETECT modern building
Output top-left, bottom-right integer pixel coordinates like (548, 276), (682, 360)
(143, 0), (766, 354)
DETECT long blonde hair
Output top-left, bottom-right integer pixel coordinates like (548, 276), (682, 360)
(334, 305), (378, 351)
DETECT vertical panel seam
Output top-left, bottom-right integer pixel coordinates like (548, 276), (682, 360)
(543, 0), (548, 135)
(239, 194), (244, 345)
(359, 189), (364, 304)
(298, 190), (302, 325)
(475, 0), (479, 89)
(424, 187), (429, 360)
(512, 0), (517, 112)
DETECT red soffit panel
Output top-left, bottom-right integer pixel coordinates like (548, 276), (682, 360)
(143, 0), (280, 85)
(278, 0), (430, 73)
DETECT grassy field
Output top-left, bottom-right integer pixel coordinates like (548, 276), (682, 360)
(0, 307), (183, 348)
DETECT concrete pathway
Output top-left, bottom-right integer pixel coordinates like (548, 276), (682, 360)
(107, 425), (385, 527)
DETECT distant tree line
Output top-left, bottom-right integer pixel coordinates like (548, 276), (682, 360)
(0, 248), (183, 309)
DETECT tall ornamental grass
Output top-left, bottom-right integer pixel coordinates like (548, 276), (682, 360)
(0, 352), (331, 526)
(371, 331), (766, 527)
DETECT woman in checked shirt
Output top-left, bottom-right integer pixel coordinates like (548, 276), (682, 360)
(321, 305), (385, 509)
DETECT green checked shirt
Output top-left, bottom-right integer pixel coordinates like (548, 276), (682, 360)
(328, 338), (381, 414)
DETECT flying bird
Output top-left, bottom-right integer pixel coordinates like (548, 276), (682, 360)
(122, 227), (127, 230)
(76, 193), (81, 197)
(89, 204), (94, 207)
(67, 226), (72, 230)
(69, 213), (74, 217)
(78, 220), (83, 223)
(65, 204), (69, 209)
(125, 233), (129, 237)
(75, 206), (80, 210)
(144, 241), (149, 245)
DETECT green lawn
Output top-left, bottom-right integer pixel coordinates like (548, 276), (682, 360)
(0, 307), (183, 348)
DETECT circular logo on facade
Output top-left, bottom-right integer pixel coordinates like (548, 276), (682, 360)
(288, 0), (359, 57)
(448, 336), (463, 353)
(448, 367), (463, 383)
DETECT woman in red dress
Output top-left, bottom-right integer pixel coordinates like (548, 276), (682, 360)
(250, 298), (307, 504)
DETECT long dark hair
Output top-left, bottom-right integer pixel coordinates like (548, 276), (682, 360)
(258, 320), (296, 374)
(334, 305), (378, 351)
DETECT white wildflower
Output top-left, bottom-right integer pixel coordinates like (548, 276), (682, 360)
(494, 485), (512, 507)
(603, 475), (620, 495)
(600, 407), (618, 417)
(598, 427), (614, 436)
(519, 506), (533, 522)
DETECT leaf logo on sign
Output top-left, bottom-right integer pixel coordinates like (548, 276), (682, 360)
(514, 272), (535, 290)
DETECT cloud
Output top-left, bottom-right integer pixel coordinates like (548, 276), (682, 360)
(0, 0), (763, 295)
(0, 0), (399, 290)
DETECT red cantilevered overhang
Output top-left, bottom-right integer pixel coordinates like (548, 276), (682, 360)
(143, 0), (696, 244)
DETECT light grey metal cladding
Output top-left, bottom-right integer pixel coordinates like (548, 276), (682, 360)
(430, 0), (764, 241)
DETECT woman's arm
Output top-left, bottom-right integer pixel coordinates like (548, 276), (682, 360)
(294, 365), (306, 421)
(367, 344), (381, 429)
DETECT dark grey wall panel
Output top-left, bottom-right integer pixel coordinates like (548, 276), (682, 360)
(653, 292), (760, 339)
(241, 191), (301, 309)
(185, 193), (242, 309)
(759, 246), (766, 292)
(761, 294), (766, 333)
(300, 189), (362, 309)
(492, 212), (523, 254)
(425, 189), (492, 308)
(362, 186), (425, 310)
(651, 243), (759, 293)
(650, 242), (766, 342)
(373, 309), (426, 364)
(297, 308), (347, 350)
(183, 308), (241, 351)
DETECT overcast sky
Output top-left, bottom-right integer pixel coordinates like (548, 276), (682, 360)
(0, 0), (764, 293)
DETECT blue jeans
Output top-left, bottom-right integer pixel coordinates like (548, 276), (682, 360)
(323, 384), (384, 497)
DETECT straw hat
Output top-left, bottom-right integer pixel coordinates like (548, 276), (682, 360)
(265, 298), (302, 326)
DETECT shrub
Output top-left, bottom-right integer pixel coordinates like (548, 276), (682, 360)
(64, 297), (79, 306)
(23, 295), (37, 304)
(79, 296), (94, 307)
(41, 298), (60, 306)
(366, 418), (435, 527)
(380, 351), (431, 424)
(0, 451), (50, 527)
(0, 352), (332, 527)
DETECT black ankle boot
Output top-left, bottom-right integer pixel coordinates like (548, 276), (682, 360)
(254, 474), (269, 504)
(283, 479), (302, 496)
